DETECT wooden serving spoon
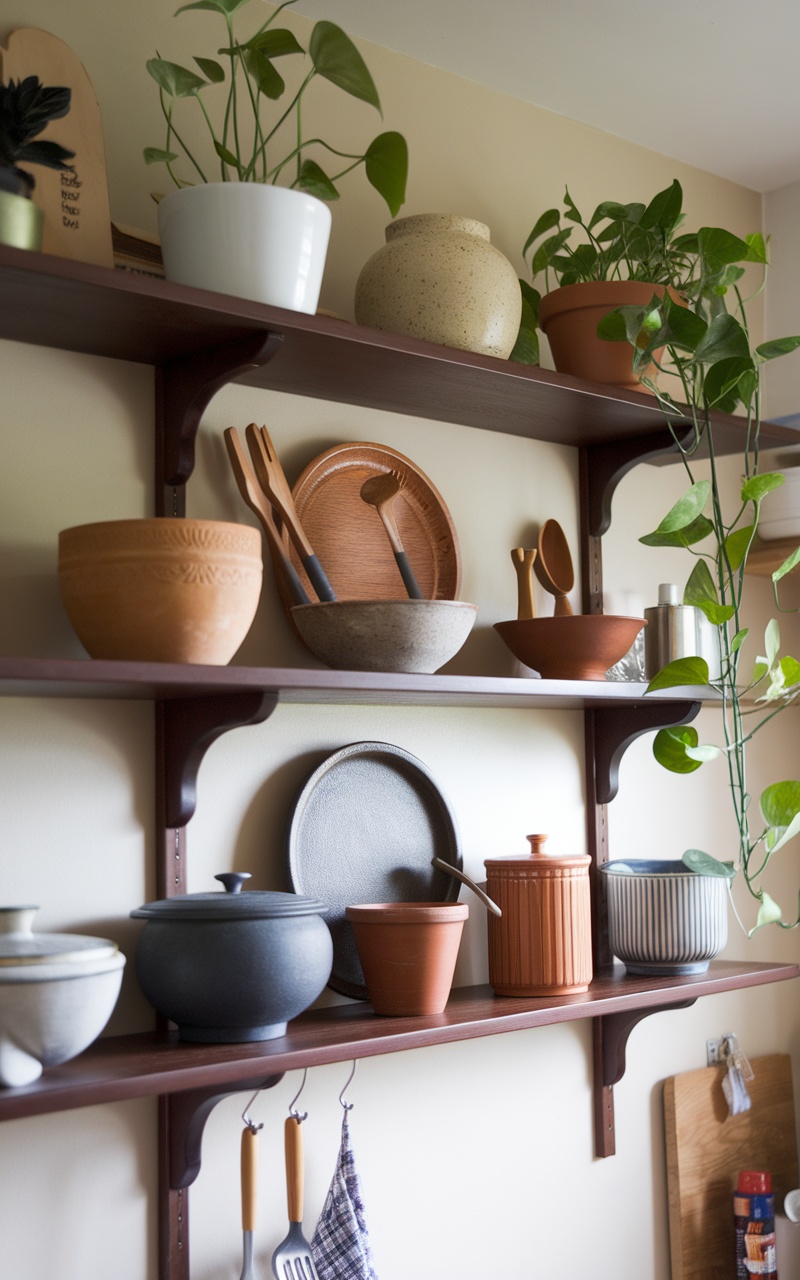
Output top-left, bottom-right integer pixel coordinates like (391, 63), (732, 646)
(510, 547), (537, 620)
(534, 519), (575, 616)
(360, 472), (424, 599)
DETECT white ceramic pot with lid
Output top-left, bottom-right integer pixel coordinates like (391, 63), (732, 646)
(0, 905), (126, 1088)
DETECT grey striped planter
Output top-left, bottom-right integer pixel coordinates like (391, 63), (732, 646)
(601, 860), (728, 976)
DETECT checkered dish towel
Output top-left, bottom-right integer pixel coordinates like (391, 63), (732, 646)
(311, 1111), (378, 1280)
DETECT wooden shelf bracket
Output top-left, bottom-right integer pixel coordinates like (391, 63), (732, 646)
(591, 700), (702, 804)
(156, 330), (285, 515)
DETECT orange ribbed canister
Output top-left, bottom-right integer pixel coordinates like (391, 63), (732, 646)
(484, 834), (592, 996)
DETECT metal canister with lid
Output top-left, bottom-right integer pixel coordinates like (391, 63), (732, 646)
(484, 834), (592, 996)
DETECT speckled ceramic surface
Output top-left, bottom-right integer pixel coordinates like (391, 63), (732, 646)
(354, 213), (522, 359)
(291, 598), (477, 673)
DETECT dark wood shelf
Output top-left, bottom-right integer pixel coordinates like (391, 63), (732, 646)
(1, 961), (795, 1124)
(0, 654), (707, 709)
(1, 244), (798, 454)
(745, 536), (800, 577)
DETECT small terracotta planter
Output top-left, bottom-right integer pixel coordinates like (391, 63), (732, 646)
(484, 835), (592, 996)
(346, 902), (468, 1015)
(539, 280), (672, 390)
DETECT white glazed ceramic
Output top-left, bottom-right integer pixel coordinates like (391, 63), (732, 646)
(290, 598), (478, 673)
(601, 860), (728, 976)
(758, 466), (800, 541)
(157, 183), (332, 312)
(0, 906), (126, 1087)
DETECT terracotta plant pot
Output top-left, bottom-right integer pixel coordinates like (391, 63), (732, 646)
(484, 834), (592, 996)
(539, 280), (672, 389)
(58, 518), (262, 664)
(494, 614), (646, 680)
(346, 902), (468, 1015)
(355, 213), (522, 359)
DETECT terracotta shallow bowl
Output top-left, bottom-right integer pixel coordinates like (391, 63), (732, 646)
(58, 518), (262, 664)
(494, 614), (646, 680)
(291, 598), (477, 673)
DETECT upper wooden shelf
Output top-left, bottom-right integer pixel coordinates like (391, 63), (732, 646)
(0, 961), (795, 1125)
(745, 536), (800, 577)
(0, 654), (707, 710)
(1, 245), (798, 455)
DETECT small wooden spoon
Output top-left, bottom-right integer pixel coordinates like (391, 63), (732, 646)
(534, 519), (575, 616)
(510, 547), (537, 620)
(360, 472), (423, 599)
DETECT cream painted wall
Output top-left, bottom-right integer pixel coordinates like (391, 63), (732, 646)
(0, 4), (798, 1279)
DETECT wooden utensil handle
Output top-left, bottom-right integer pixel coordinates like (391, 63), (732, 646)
(241, 1126), (258, 1232)
(284, 1116), (304, 1224)
(511, 547), (537, 620)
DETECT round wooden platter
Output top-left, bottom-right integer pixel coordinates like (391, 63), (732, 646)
(273, 442), (462, 622)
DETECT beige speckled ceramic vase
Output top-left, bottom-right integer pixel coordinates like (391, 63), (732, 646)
(354, 213), (522, 359)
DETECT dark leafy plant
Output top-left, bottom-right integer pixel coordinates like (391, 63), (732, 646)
(0, 75), (74, 196)
(595, 182), (800, 933)
(144, 0), (408, 215)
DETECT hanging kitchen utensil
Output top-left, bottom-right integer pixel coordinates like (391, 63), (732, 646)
(311, 1063), (378, 1280)
(245, 422), (336, 603)
(272, 1113), (320, 1280)
(510, 546), (537, 620)
(224, 427), (310, 606)
(238, 1091), (263, 1280)
(534, 519), (575, 616)
(359, 472), (424, 599)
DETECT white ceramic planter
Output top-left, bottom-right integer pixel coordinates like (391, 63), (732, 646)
(601, 859), (728, 976)
(758, 466), (800, 541)
(157, 183), (332, 313)
(0, 906), (125, 1087)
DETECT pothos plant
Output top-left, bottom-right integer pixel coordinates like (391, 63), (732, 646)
(144, 0), (408, 216)
(511, 178), (695, 364)
(594, 183), (800, 933)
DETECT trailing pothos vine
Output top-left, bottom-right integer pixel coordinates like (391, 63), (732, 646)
(594, 181), (800, 933)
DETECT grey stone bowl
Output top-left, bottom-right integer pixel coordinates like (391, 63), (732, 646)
(291, 599), (478, 673)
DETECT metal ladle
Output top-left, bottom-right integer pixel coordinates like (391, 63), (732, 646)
(360, 472), (423, 599)
(432, 857), (502, 916)
(534, 519), (575, 616)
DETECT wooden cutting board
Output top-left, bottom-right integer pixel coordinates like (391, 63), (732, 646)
(664, 1054), (798, 1280)
(0, 28), (113, 266)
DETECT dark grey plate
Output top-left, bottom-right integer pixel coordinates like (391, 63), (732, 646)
(285, 741), (462, 999)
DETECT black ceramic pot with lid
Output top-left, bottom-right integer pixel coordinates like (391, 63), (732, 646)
(131, 873), (333, 1042)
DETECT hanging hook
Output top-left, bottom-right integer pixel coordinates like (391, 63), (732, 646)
(288, 1067), (309, 1122)
(339, 1059), (357, 1112)
(241, 1086), (264, 1134)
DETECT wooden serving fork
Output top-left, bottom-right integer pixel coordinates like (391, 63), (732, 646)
(245, 422), (336, 602)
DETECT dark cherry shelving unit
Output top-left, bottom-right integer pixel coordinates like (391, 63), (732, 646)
(1, 246), (797, 1279)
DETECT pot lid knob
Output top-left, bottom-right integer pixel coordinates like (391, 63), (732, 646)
(214, 872), (252, 895)
(526, 833), (548, 858)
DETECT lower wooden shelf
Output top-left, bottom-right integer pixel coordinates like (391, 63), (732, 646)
(2, 961), (796, 1125)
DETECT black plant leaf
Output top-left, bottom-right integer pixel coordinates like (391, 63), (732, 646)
(0, 76), (75, 188)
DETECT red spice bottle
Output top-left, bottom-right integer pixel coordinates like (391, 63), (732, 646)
(735, 1170), (777, 1279)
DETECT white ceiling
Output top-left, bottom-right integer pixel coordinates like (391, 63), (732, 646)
(291, 0), (800, 193)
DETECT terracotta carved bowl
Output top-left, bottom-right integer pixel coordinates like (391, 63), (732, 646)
(494, 614), (645, 680)
(291, 598), (477, 673)
(58, 518), (263, 664)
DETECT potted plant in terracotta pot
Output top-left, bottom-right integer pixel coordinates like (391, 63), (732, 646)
(0, 75), (74, 251)
(512, 179), (763, 389)
(600, 220), (800, 936)
(145, 0), (408, 312)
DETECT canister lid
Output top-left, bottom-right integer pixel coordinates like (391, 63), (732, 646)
(484, 833), (590, 871)
(131, 872), (327, 921)
(0, 906), (119, 966)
